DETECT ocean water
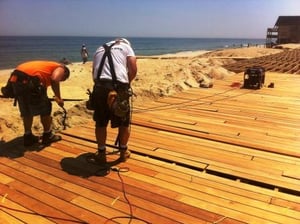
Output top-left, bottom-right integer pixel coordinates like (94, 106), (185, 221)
(0, 36), (265, 69)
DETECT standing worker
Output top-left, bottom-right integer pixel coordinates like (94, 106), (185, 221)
(9, 61), (70, 146)
(81, 44), (89, 64)
(91, 38), (137, 164)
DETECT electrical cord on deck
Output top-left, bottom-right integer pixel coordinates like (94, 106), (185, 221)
(104, 166), (152, 224)
(103, 88), (149, 223)
(0, 167), (148, 224)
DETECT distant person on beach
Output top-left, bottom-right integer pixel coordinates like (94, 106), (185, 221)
(9, 61), (70, 147)
(80, 44), (89, 64)
(90, 38), (137, 164)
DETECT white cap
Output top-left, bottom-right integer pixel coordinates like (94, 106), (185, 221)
(115, 38), (131, 46)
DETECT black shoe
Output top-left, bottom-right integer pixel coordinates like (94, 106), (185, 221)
(94, 150), (107, 164)
(42, 132), (62, 145)
(24, 133), (39, 147)
(119, 148), (131, 162)
(86, 150), (107, 165)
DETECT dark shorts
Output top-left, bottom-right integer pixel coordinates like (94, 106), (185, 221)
(93, 80), (130, 128)
(16, 93), (52, 117)
(11, 70), (52, 117)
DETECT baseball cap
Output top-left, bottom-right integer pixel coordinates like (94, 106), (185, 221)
(115, 38), (131, 46)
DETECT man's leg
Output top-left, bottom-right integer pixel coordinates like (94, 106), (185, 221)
(95, 126), (107, 148)
(40, 115), (52, 132)
(23, 116), (34, 134)
(94, 126), (107, 164)
(40, 115), (61, 145)
(118, 126), (130, 146)
(118, 126), (130, 162)
(23, 116), (39, 146)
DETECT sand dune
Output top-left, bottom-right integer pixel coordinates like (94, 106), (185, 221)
(0, 45), (299, 143)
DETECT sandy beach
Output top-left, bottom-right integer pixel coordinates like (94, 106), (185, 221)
(0, 44), (299, 143)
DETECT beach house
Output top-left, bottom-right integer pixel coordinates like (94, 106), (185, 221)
(266, 16), (300, 47)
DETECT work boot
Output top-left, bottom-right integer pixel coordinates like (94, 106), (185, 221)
(119, 148), (131, 162)
(23, 133), (39, 147)
(42, 132), (62, 145)
(86, 150), (107, 165)
(94, 150), (107, 164)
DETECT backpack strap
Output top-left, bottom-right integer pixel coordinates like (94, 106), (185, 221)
(96, 42), (117, 89)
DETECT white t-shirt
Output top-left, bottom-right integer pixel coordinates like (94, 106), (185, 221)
(93, 41), (135, 83)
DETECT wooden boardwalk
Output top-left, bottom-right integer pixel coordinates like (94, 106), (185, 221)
(1, 72), (300, 223)
(224, 48), (300, 74)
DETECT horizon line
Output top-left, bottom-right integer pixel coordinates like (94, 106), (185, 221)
(0, 35), (265, 39)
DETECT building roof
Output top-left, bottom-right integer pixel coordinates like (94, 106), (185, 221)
(275, 16), (300, 26)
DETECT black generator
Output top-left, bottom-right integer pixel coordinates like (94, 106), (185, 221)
(243, 66), (265, 89)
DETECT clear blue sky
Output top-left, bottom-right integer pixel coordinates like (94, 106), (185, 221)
(0, 0), (299, 38)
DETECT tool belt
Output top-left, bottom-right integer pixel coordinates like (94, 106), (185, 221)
(87, 79), (131, 118)
(11, 70), (46, 105)
(107, 84), (131, 118)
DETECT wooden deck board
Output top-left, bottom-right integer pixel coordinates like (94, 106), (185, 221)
(1, 72), (300, 223)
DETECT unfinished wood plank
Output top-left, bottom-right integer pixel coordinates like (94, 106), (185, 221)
(0, 173), (14, 184)
(179, 194), (299, 224)
(154, 173), (300, 220)
(0, 210), (26, 224)
(131, 117), (300, 157)
(11, 153), (216, 223)
(122, 170), (300, 223)
(206, 164), (300, 193)
(283, 168), (300, 180)
(0, 183), (81, 224)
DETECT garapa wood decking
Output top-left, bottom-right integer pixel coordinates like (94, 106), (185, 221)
(0, 71), (300, 223)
